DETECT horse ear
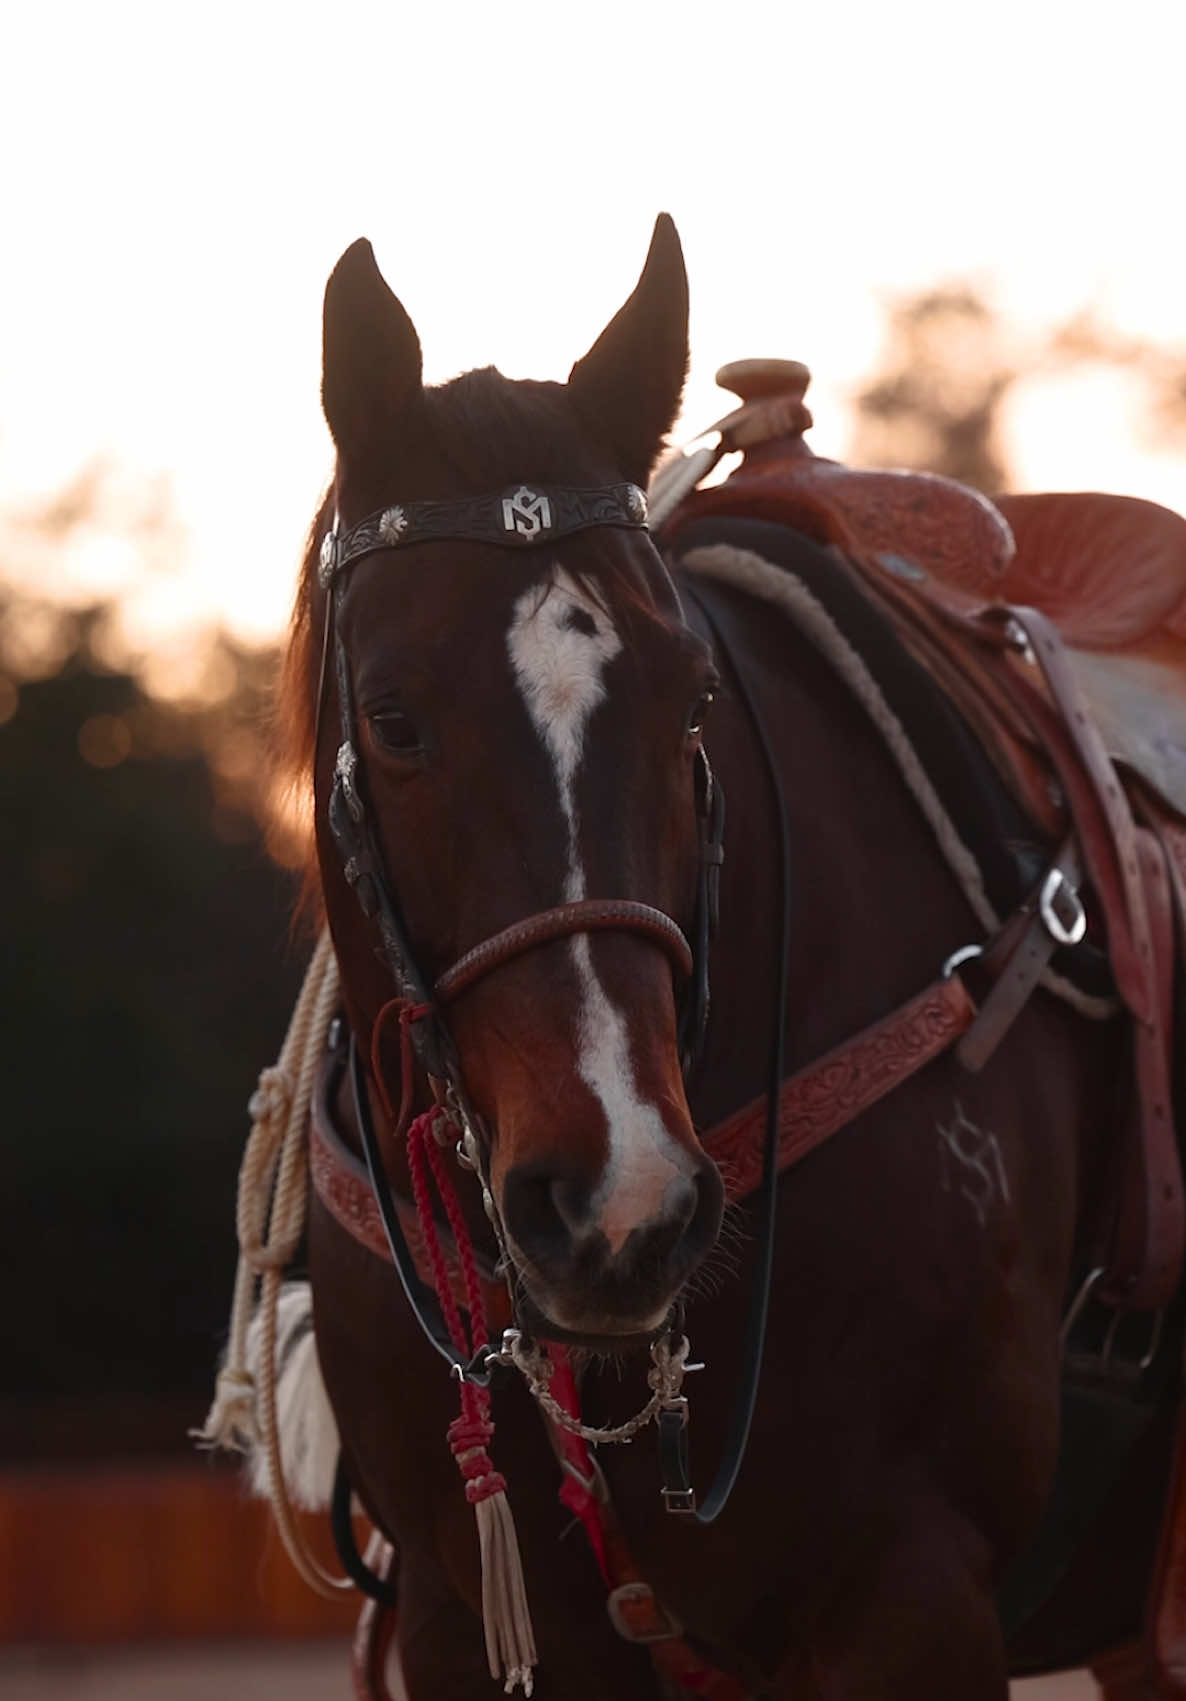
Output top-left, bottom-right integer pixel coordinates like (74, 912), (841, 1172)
(567, 213), (689, 486)
(322, 238), (423, 461)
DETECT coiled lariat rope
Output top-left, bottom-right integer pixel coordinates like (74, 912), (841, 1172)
(194, 928), (351, 1598)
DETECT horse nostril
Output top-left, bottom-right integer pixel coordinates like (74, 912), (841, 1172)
(549, 1174), (593, 1238)
(626, 1175), (701, 1269)
(502, 1163), (592, 1271)
(658, 1165), (724, 1276)
(668, 1175), (699, 1234)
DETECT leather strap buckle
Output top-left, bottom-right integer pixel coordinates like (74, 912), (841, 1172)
(606, 1581), (684, 1644)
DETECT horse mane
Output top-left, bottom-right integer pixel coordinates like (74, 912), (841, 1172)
(274, 367), (665, 919)
(274, 486), (333, 925)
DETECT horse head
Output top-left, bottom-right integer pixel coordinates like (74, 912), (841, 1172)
(299, 216), (724, 1345)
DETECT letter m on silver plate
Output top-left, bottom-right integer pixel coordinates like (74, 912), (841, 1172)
(502, 485), (552, 540)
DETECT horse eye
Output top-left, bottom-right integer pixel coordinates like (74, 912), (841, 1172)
(687, 691), (715, 738)
(369, 709), (423, 756)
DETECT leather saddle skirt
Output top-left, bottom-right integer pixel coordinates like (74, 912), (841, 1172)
(998, 492), (1186, 818)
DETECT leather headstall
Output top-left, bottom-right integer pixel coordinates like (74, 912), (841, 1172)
(321, 481), (648, 580)
(314, 478), (725, 1273)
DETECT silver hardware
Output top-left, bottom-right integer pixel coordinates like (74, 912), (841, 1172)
(1138, 1310), (1165, 1373)
(1005, 616), (1037, 664)
(378, 506), (407, 544)
(482, 1327), (522, 1371)
(318, 531), (337, 589)
(661, 1487), (697, 1514)
(942, 943), (983, 978)
(624, 484), (648, 522)
(501, 485), (552, 540)
(876, 551), (927, 584)
(335, 741), (364, 822)
(1040, 867), (1087, 947)
(1059, 1265), (1104, 1351)
(1101, 1304), (1166, 1372)
(1061, 1265), (1164, 1374)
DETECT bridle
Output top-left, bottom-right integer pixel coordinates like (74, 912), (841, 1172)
(312, 481), (797, 1555)
(314, 478), (726, 1277)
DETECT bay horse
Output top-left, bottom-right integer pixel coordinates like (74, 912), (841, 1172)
(268, 215), (1180, 1699)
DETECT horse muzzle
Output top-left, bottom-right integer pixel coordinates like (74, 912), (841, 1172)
(499, 1150), (724, 1341)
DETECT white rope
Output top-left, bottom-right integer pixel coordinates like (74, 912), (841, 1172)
(193, 928), (353, 1598)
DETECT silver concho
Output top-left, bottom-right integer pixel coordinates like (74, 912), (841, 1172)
(318, 531), (337, 589)
(501, 485), (552, 541)
(379, 506), (408, 544)
(624, 484), (647, 523)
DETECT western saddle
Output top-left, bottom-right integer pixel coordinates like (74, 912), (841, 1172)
(654, 357), (1186, 1689)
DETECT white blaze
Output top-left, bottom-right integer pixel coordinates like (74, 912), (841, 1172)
(507, 567), (691, 1254)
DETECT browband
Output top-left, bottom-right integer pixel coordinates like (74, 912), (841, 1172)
(319, 481), (648, 587)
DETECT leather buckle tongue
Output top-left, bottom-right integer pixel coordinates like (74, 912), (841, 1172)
(606, 1581), (684, 1644)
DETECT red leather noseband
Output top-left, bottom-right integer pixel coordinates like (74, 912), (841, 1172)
(434, 899), (694, 1004)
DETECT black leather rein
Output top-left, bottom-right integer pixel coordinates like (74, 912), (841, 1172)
(655, 577), (791, 1522)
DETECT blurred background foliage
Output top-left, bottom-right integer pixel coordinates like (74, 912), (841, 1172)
(2, 285), (1184, 1464)
(849, 284), (1186, 493)
(0, 489), (305, 1461)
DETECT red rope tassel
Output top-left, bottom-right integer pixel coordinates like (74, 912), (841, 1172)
(400, 1083), (536, 1694)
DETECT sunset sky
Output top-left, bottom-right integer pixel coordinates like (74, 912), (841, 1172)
(4, 1), (1185, 676)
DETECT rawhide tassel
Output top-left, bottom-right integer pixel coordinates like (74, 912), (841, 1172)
(450, 1400), (537, 1694)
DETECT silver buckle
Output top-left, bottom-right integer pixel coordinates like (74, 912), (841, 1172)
(1039, 867), (1087, 947)
(606, 1582), (684, 1644)
(942, 943), (983, 979)
(661, 1486), (697, 1513)
(1060, 1265), (1164, 1377)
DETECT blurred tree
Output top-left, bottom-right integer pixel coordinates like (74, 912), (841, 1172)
(1048, 310), (1186, 451)
(849, 286), (1014, 492)
(0, 584), (305, 1456)
(849, 286), (1186, 495)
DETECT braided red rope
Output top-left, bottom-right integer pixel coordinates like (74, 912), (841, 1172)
(421, 1131), (492, 1354)
(404, 1099), (504, 1502)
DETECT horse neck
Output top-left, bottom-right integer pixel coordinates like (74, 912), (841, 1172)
(684, 579), (981, 1130)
